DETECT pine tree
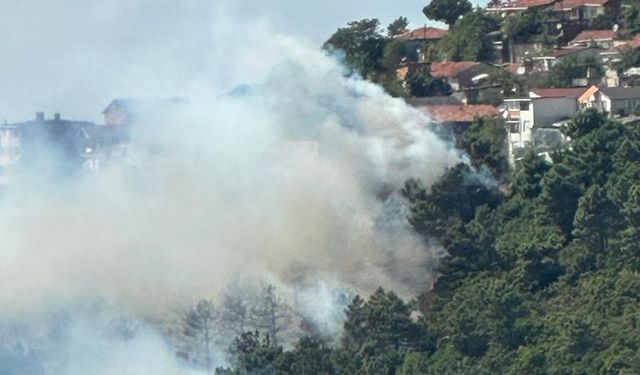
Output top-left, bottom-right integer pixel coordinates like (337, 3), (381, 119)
(251, 285), (292, 347)
(406, 163), (501, 239)
(179, 299), (219, 372)
(341, 295), (367, 352)
(573, 185), (624, 256)
(617, 183), (640, 266)
(342, 289), (430, 357)
(540, 163), (583, 236)
(511, 152), (550, 199)
(219, 281), (258, 340)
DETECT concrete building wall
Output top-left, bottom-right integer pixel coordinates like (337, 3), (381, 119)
(532, 97), (579, 126)
(609, 98), (640, 116)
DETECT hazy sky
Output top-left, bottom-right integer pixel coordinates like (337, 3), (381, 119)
(0, 0), (488, 122)
(233, 0), (445, 41)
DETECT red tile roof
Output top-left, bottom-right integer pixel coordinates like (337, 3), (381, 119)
(531, 87), (589, 99)
(553, 0), (608, 10)
(430, 61), (480, 78)
(550, 46), (598, 58)
(571, 30), (617, 44)
(488, 0), (556, 10)
(397, 26), (447, 41)
(578, 85), (600, 103)
(422, 104), (500, 123)
(613, 36), (640, 51)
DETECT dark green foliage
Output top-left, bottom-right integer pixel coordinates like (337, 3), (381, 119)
(342, 288), (431, 356)
(613, 46), (640, 75)
(623, 1), (640, 34)
(573, 184), (624, 256)
(439, 10), (498, 61)
(222, 94), (640, 375)
(219, 331), (282, 375)
(274, 338), (336, 375)
(404, 163), (501, 238)
(323, 19), (387, 80)
(387, 17), (409, 37)
(470, 67), (525, 104)
(511, 152), (550, 199)
(540, 163), (583, 236)
(457, 117), (509, 179)
(423, 0), (473, 26)
(563, 108), (607, 139)
(323, 18), (442, 97)
(397, 351), (430, 374)
(569, 118), (627, 186)
(405, 65), (452, 97)
(502, 8), (558, 46)
(591, 11), (615, 29)
(440, 277), (531, 354)
(546, 55), (604, 87)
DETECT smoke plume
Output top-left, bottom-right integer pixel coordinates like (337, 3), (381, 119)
(0, 2), (461, 373)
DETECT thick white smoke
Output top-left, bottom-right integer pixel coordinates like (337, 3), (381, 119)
(0, 34), (459, 318)
(0, 2), (461, 373)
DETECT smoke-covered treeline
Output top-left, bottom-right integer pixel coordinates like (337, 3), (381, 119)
(211, 113), (640, 375)
(6, 1), (640, 374)
(0, 1), (467, 374)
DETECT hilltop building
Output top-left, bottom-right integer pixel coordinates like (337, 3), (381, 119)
(0, 112), (100, 178)
(395, 26), (448, 63)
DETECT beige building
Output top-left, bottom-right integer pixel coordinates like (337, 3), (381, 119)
(579, 86), (640, 116)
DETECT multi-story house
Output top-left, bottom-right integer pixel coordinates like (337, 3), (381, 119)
(503, 87), (588, 160)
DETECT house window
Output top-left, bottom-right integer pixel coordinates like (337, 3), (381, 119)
(572, 8), (579, 19)
(520, 101), (530, 111)
(510, 122), (520, 133)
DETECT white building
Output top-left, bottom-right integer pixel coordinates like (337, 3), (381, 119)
(579, 85), (640, 116)
(503, 87), (587, 161)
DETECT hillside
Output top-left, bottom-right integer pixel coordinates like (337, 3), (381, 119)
(217, 111), (640, 374)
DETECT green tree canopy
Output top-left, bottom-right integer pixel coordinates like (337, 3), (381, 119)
(423, 0), (473, 26)
(438, 10), (498, 61)
(387, 16), (409, 37)
(405, 65), (452, 97)
(546, 55), (604, 87)
(323, 19), (387, 80)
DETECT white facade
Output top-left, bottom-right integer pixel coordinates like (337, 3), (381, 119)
(503, 93), (580, 162)
(581, 88), (640, 117)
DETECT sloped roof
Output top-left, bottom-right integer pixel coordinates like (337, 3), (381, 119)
(550, 46), (601, 58)
(553, 0), (608, 10)
(530, 87), (589, 99)
(488, 0), (556, 10)
(578, 85), (600, 103)
(102, 98), (187, 115)
(422, 104), (499, 123)
(570, 30), (617, 44)
(397, 26), (447, 41)
(599, 86), (640, 100)
(405, 96), (462, 106)
(612, 37), (640, 51)
(430, 61), (480, 78)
